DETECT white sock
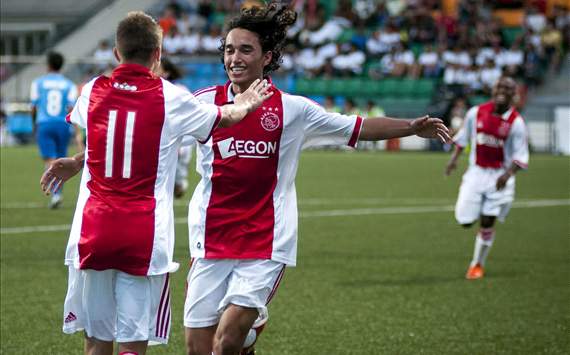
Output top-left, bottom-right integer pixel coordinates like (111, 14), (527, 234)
(470, 228), (495, 267)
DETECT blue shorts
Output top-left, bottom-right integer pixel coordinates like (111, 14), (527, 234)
(36, 122), (72, 159)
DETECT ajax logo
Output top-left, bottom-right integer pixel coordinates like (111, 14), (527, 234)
(260, 112), (280, 132)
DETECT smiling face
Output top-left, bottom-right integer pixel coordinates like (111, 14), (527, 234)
(223, 28), (272, 93)
(492, 77), (516, 112)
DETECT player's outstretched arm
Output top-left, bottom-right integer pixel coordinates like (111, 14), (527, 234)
(219, 79), (273, 127)
(73, 124), (85, 151)
(359, 115), (451, 143)
(445, 145), (464, 176)
(40, 152), (84, 195)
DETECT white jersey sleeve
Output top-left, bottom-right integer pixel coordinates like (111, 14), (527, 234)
(162, 79), (220, 143)
(299, 97), (363, 149)
(181, 87), (217, 146)
(505, 116), (529, 169)
(67, 78), (97, 128)
(453, 106), (477, 148)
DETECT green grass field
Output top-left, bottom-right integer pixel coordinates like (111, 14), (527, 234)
(1, 146), (568, 354)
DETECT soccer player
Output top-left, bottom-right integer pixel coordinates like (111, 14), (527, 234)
(42, 5), (450, 355)
(30, 51), (81, 208)
(40, 11), (272, 355)
(182, 4), (451, 355)
(445, 76), (529, 280)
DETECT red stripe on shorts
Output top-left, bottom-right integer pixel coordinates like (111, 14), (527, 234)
(155, 274), (170, 337)
(266, 265), (286, 305)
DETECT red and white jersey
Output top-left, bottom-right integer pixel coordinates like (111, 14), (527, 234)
(454, 101), (529, 170)
(65, 64), (221, 276)
(187, 80), (363, 266)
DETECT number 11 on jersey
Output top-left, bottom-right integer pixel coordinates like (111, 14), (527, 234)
(105, 110), (136, 179)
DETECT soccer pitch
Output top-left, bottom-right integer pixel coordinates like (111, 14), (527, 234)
(1, 146), (568, 354)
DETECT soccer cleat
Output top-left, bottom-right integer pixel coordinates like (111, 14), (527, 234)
(48, 194), (63, 209)
(466, 263), (484, 280)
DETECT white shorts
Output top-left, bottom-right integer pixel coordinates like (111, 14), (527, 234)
(184, 259), (285, 328)
(455, 166), (516, 225)
(62, 266), (171, 345)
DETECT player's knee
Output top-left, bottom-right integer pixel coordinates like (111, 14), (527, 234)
(186, 339), (209, 355)
(480, 216), (496, 228)
(461, 223), (473, 229)
(213, 331), (243, 355)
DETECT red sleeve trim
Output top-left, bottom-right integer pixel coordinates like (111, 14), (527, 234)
(199, 106), (222, 144)
(348, 116), (363, 148)
(513, 160), (528, 169)
(65, 113), (72, 124)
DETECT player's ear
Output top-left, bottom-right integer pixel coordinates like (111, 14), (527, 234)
(113, 47), (121, 63)
(263, 51), (272, 67)
(151, 47), (162, 72)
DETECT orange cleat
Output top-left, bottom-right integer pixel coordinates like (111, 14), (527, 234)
(466, 263), (484, 280)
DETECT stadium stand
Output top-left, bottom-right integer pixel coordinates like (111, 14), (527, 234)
(1, 0), (569, 152)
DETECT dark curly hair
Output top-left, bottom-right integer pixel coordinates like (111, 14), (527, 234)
(219, 2), (297, 75)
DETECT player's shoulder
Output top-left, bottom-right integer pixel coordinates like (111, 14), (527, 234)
(281, 91), (323, 112)
(32, 74), (48, 85)
(161, 78), (194, 99)
(192, 85), (218, 103)
(78, 76), (102, 97)
(511, 112), (527, 130)
(465, 105), (479, 119)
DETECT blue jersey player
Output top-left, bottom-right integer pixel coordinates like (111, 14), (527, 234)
(30, 52), (80, 208)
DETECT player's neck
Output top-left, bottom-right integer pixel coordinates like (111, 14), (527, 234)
(231, 77), (264, 95)
(493, 103), (510, 115)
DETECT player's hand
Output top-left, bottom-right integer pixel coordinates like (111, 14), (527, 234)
(410, 115), (452, 144)
(40, 158), (82, 195)
(234, 79), (274, 113)
(496, 172), (511, 190)
(445, 160), (457, 176)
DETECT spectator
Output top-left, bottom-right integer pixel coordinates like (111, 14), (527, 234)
(523, 42), (543, 87)
(158, 5), (177, 35)
(443, 62), (463, 86)
(201, 25), (223, 53)
(502, 42), (525, 76)
(442, 44), (471, 67)
(299, 7), (352, 46)
(460, 63), (482, 93)
(296, 44), (325, 77)
(316, 41), (339, 62)
(366, 29), (391, 57)
(181, 27), (202, 54)
(93, 40), (115, 69)
(416, 43), (441, 77)
(392, 43), (415, 77)
(525, 6), (547, 33)
(480, 58), (502, 95)
(331, 43), (366, 76)
(541, 20), (563, 73)
(163, 27), (184, 54)
(379, 46), (397, 77)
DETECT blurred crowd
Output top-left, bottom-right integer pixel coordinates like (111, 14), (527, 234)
(95, 0), (568, 98)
